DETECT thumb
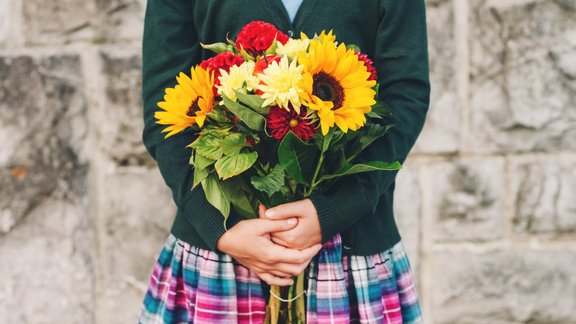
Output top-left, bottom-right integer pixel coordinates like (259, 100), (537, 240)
(255, 218), (298, 235)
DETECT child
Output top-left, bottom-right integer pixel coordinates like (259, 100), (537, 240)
(139, 0), (429, 322)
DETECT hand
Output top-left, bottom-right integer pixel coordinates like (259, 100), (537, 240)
(259, 199), (322, 250)
(216, 218), (322, 286)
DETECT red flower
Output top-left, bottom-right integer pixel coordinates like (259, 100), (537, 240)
(356, 52), (378, 81)
(266, 106), (316, 142)
(200, 52), (244, 95)
(236, 21), (289, 56)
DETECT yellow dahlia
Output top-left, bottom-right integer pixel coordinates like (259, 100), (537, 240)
(217, 61), (259, 102)
(257, 56), (310, 112)
(155, 66), (215, 138)
(276, 38), (310, 59)
(299, 37), (376, 135)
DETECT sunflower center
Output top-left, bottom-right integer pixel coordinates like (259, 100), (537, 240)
(289, 119), (299, 128)
(313, 72), (344, 110)
(187, 99), (200, 117)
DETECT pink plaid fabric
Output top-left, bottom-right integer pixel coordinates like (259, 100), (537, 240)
(139, 234), (422, 323)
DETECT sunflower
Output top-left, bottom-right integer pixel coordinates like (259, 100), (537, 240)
(299, 37), (376, 135)
(155, 66), (215, 138)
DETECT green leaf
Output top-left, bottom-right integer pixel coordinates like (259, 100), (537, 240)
(207, 109), (231, 123)
(319, 160), (402, 182)
(214, 151), (258, 180)
(200, 42), (231, 54)
(346, 43), (361, 52)
(250, 164), (286, 196)
(222, 96), (266, 131)
(239, 48), (255, 61)
(265, 39), (279, 55)
(321, 128), (335, 153)
(221, 133), (248, 156)
(193, 166), (210, 188)
(202, 173), (230, 218)
(370, 101), (393, 119)
(221, 177), (257, 219)
(194, 153), (215, 170)
(189, 134), (223, 160)
(347, 123), (393, 161)
(235, 91), (269, 114)
(278, 131), (318, 185)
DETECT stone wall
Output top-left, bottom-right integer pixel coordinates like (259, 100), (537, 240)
(0, 0), (574, 323)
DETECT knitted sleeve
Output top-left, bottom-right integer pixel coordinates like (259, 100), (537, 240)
(141, 0), (229, 251)
(309, 0), (431, 243)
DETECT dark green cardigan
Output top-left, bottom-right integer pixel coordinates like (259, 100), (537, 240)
(142, 0), (430, 255)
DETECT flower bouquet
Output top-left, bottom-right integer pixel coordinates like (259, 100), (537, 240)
(155, 21), (400, 324)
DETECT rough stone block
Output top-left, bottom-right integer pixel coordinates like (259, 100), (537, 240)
(393, 163), (421, 277)
(99, 167), (174, 323)
(432, 249), (576, 323)
(414, 0), (460, 154)
(469, 0), (576, 153)
(0, 0), (12, 47)
(511, 158), (576, 235)
(100, 52), (153, 167)
(428, 158), (505, 242)
(22, 0), (144, 44)
(0, 55), (87, 234)
(0, 201), (94, 324)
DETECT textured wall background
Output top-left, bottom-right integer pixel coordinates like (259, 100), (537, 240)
(0, 0), (575, 323)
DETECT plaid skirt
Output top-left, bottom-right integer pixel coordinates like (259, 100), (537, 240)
(138, 234), (422, 323)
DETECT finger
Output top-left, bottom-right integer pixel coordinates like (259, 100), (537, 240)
(270, 236), (290, 248)
(258, 272), (294, 286)
(251, 264), (293, 278)
(267, 243), (323, 264)
(258, 204), (267, 219)
(254, 218), (297, 235)
(266, 262), (308, 277)
(264, 200), (306, 220)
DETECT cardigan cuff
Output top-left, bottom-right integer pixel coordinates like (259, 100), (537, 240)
(309, 177), (371, 244)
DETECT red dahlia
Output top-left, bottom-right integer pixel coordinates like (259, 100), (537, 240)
(236, 21), (289, 56)
(267, 106), (316, 142)
(200, 52), (244, 94)
(356, 52), (378, 81)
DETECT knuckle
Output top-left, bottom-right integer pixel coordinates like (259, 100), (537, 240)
(262, 252), (276, 264)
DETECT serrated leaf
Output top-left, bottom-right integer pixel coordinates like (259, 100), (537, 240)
(221, 133), (248, 156)
(190, 134), (223, 160)
(278, 131), (318, 185)
(319, 160), (401, 182)
(207, 109), (231, 123)
(250, 164), (286, 196)
(202, 173), (230, 218)
(222, 96), (266, 131)
(235, 91), (269, 114)
(215, 151), (258, 180)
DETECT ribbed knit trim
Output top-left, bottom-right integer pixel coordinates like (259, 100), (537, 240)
(309, 178), (371, 244)
(183, 188), (228, 251)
